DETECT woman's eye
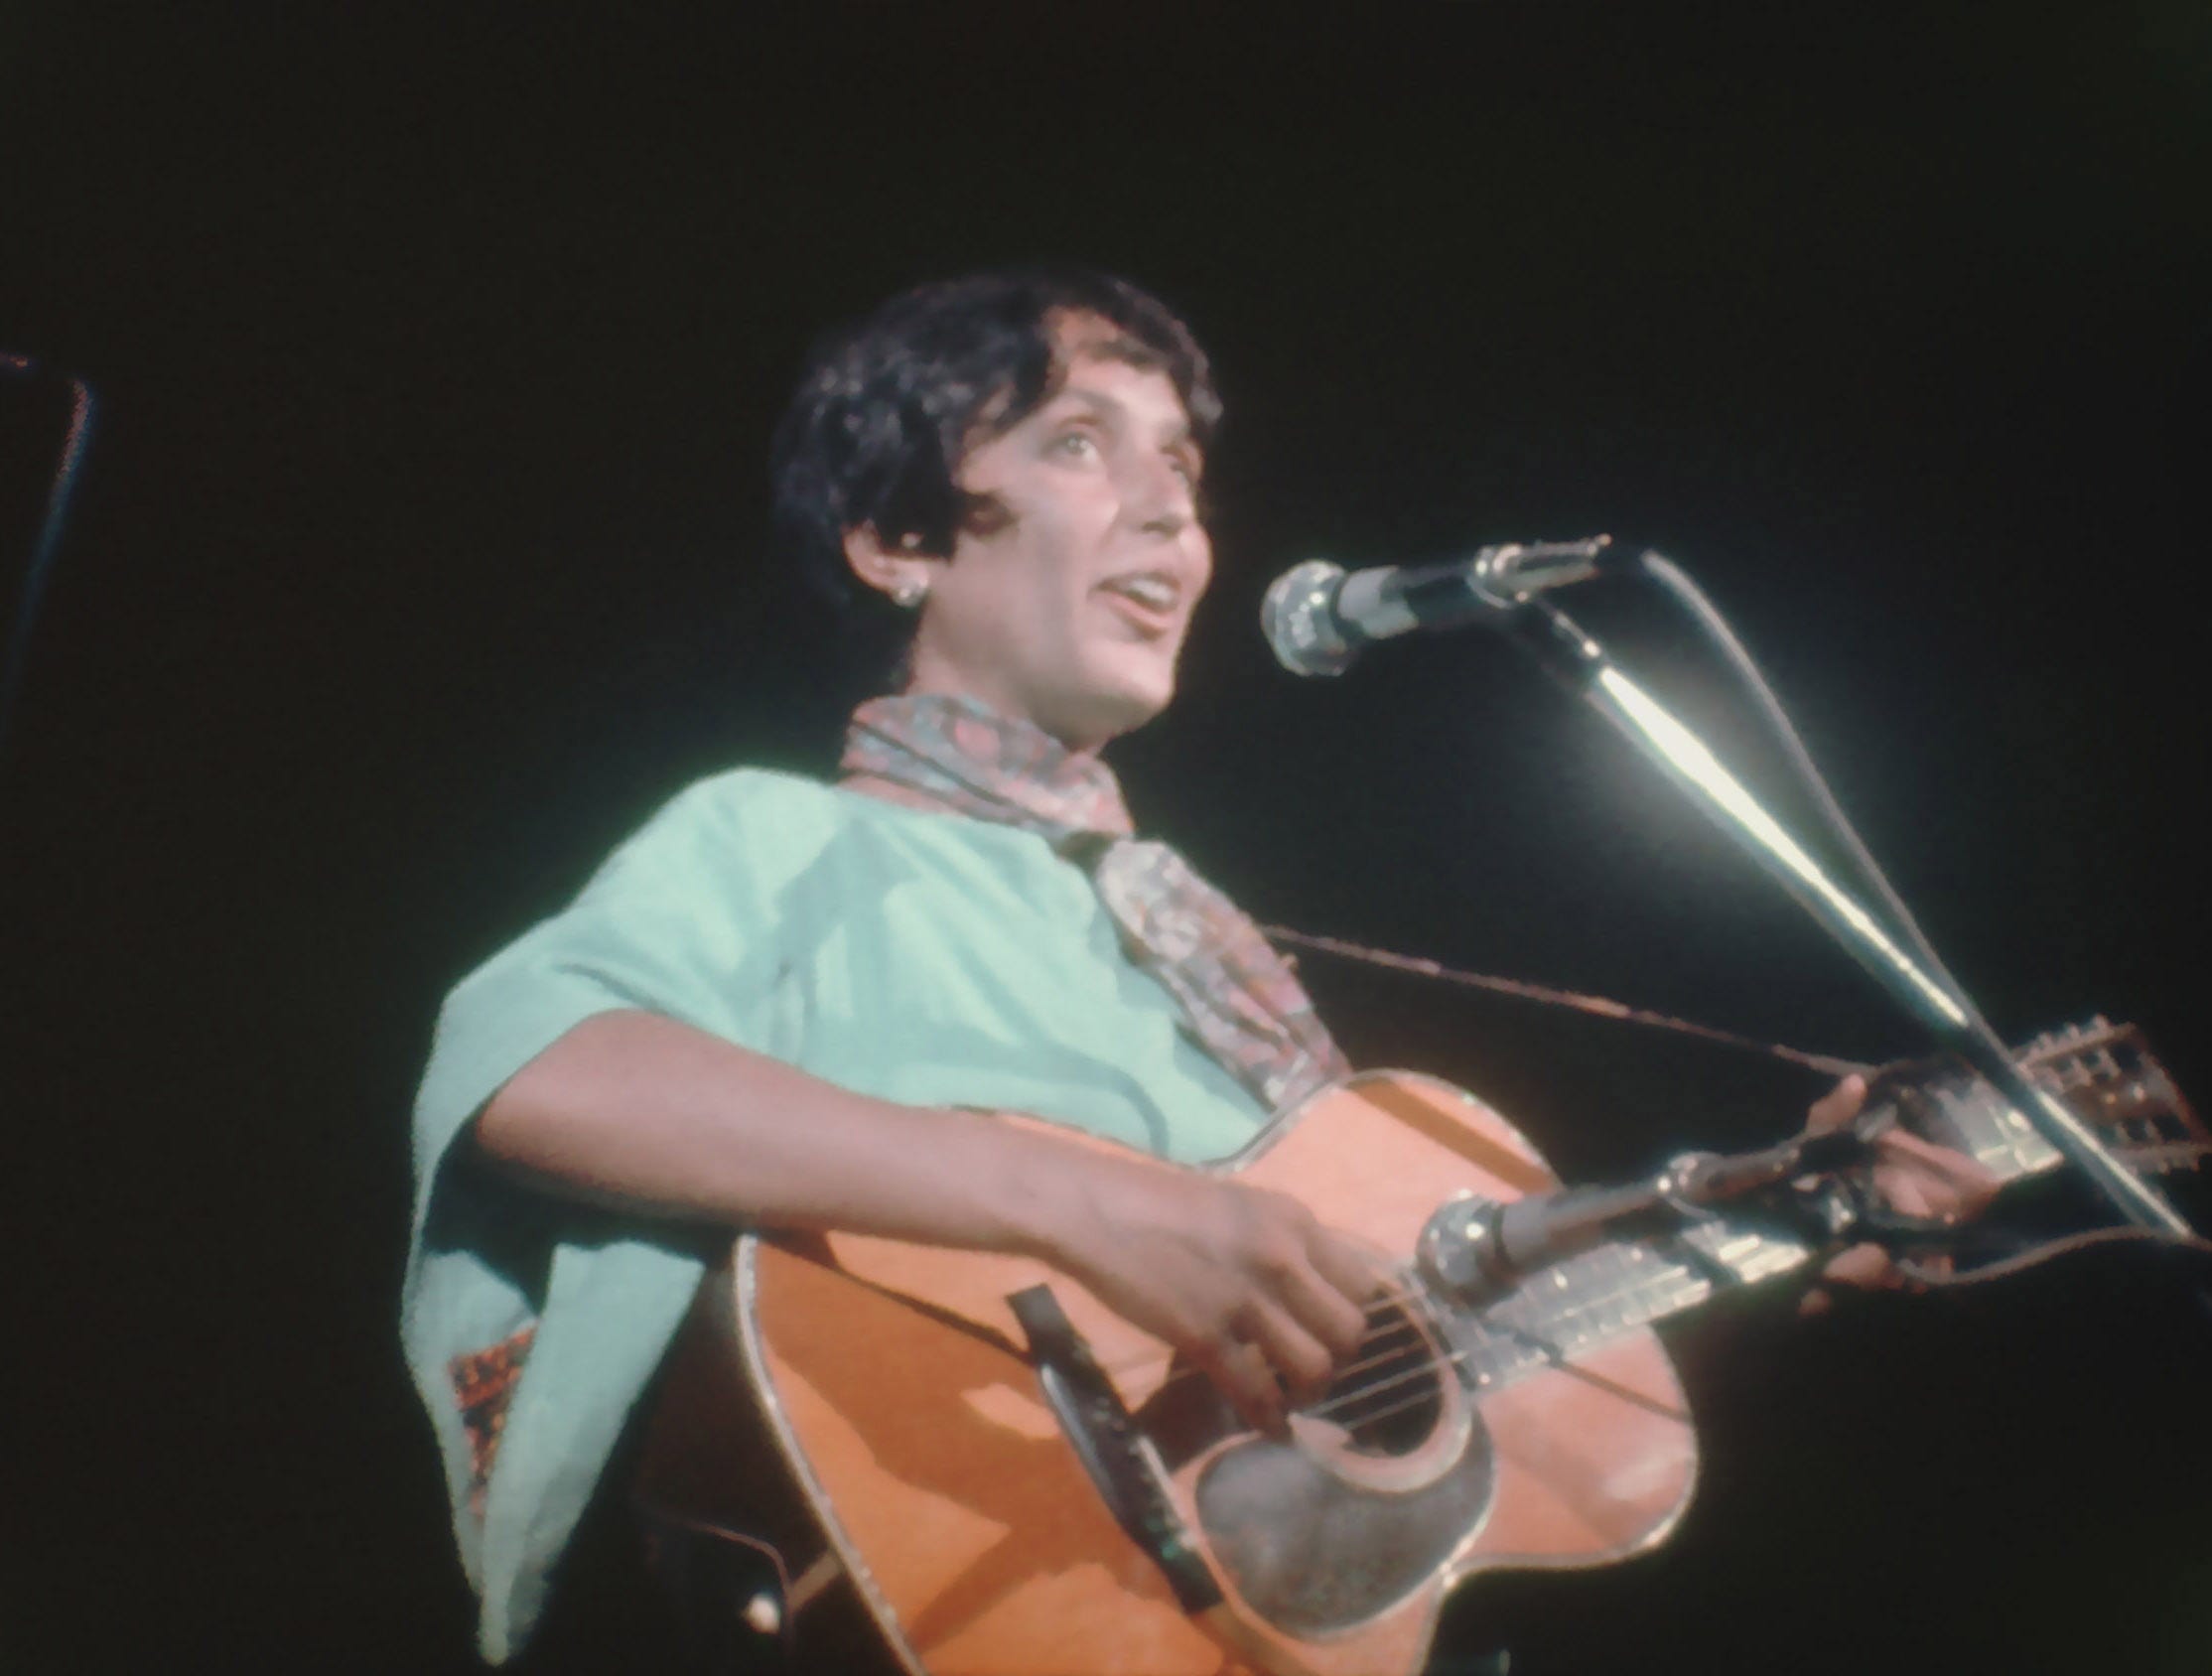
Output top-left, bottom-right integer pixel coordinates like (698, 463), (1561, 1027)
(1052, 431), (1098, 459)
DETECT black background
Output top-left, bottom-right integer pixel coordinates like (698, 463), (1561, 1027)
(5, 7), (2209, 1673)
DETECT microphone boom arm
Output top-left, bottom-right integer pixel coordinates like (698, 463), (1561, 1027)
(1502, 594), (2190, 1240)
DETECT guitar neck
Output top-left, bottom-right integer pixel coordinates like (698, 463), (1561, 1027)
(1442, 1020), (2206, 1388)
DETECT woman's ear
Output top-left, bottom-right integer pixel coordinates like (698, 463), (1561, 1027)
(843, 526), (934, 609)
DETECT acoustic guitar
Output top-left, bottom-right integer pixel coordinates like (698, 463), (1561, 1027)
(636, 1021), (2200, 1676)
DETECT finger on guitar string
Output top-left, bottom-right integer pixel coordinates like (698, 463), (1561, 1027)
(1216, 1295), (1332, 1413)
(1092, 1276), (1439, 1420)
(1799, 1068), (1996, 1312)
(1195, 1263), (1369, 1432)
(1802, 1242), (1899, 1311)
(1273, 1231), (1384, 1363)
(1802, 1072), (1869, 1135)
(1868, 1126), (2001, 1221)
(1308, 1226), (1396, 1332)
(1037, 1151), (1383, 1433)
(1094, 1294), (1421, 1378)
(1802, 1171), (1959, 1309)
(1802, 1130), (1989, 1307)
(1189, 1330), (1292, 1437)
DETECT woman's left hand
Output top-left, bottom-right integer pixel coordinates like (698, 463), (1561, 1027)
(1797, 1073), (2004, 1314)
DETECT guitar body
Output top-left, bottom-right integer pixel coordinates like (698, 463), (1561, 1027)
(635, 1024), (2198, 1673)
(643, 1072), (1699, 1676)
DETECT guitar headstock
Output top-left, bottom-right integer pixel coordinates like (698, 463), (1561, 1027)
(1874, 1019), (2206, 1186)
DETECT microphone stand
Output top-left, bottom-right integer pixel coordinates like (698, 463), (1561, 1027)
(1500, 595), (2192, 1244)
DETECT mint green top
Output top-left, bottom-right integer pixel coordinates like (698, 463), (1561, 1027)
(401, 768), (1275, 1662)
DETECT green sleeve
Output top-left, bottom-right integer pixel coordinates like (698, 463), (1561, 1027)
(401, 769), (838, 1662)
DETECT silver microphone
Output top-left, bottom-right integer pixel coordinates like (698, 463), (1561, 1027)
(1262, 535), (1614, 677)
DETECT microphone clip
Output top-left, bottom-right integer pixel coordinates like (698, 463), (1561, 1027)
(1467, 534), (1616, 607)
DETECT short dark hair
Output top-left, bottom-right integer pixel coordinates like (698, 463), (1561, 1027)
(767, 266), (1220, 682)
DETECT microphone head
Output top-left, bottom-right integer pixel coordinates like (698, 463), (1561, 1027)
(1262, 559), (1354, 677)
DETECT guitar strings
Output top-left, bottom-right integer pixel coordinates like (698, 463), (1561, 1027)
(1062, 1031), (2190, 1444)
(1094, 1260), (1700, 1438)
(1301, 1296), (1700, 1438)
(1113, 1219), (1798, 1435)
(1087, 1285), (1442, 1429)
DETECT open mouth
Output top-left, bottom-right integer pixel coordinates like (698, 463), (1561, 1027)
(1096, 571), (1181, 632)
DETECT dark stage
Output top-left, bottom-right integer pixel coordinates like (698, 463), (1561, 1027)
(5, 10), (2209, 1673)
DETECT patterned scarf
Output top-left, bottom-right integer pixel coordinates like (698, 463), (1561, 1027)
(841, 693), (1350, 1112)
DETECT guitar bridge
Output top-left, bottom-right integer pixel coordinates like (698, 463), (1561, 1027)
(1007, 1285), (1224, 1614)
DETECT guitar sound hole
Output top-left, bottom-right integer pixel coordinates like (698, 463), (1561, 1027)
(1315, 1301), (1444, 1457)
